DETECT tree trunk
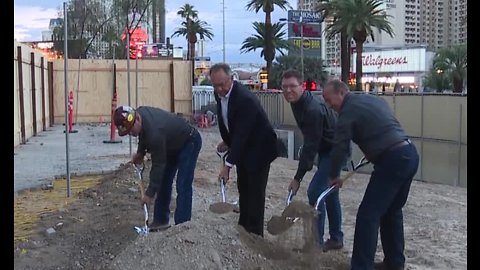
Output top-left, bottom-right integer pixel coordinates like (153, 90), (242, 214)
(355, 41), (363, 91)
(340, 31), (350, 84)
(453, 77), (463, 93)
(152, 0), (157, 43)
(264, 12), (274, 89)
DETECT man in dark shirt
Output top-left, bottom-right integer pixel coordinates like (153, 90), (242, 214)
(210, 63), (278, 237)
(281, 69), (344, 251)
(323, 80), (419, 270)
(113, 105), (202, 230)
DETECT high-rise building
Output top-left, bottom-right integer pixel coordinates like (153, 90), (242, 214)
(297, 0), (467, 75)
(148, 0), (166, 44)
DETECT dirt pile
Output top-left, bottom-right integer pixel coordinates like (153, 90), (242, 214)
(14, 128), (467, 270)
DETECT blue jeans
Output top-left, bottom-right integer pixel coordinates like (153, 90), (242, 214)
(351, 143), (419, 270)
(307, 151), (344, 245)
(153, 129), (202, 225)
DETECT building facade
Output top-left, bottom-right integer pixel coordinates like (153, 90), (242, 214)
(297, 0), (467, 76)
(351, 46), (435, 92)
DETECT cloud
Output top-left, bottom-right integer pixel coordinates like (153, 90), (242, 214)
(14, 5), (58, 41)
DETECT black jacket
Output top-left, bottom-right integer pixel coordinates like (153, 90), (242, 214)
(291, 91), (337, 180)
(214, 81), (278, 173)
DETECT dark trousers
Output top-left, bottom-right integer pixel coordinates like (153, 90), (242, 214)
(153, 129), (202, 225)
(351, 143), (419, 270)
(236, 163), (270, 237)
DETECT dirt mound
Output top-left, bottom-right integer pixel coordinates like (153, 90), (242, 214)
(110, 210), (350, 270)
(13, 128), (468, 270)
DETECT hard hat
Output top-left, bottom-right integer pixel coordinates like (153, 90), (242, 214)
(113, 105), (136, 136)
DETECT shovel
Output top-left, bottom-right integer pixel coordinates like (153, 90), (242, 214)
(133, 163), (149, 236)
(313, 156), (370, 212)
(267, 157), (370, 236)
(209, 150), (236, 214)
(266, 189), (301, 235)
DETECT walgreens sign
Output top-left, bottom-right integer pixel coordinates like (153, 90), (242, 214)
(352, 48), (432, 73)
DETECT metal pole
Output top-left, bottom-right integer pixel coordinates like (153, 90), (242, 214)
(63, 2), (71, 197)
(127, 27), (132, 156)
(135, 58), (139, 109)
(457, 103), (462, 187)
(222, 0), (226, 63)
(135, 57), (139, 145)
(420, 92), (424, 181)
(300, 16), (304, 80)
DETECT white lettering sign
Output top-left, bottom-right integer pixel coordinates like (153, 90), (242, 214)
(352, 48), (429, 73)
(362, 54), (408, 69)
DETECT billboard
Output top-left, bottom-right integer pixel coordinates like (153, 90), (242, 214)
(352, 48), (430, 73)
(287, 10), (322, 59)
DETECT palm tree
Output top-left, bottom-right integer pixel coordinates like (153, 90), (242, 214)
(246, 0), (292, 88)
(325, 0), (393, 91)
(432, 45), (467, 93)
(270, 55), (328, 89)
(171, 4), (213, 60)
(423, 68), (452, 93)
(315, 0), (351, 84)
(240, 22), (292, 61)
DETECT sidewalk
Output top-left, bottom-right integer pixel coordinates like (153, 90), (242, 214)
(14, 123), (136, 192)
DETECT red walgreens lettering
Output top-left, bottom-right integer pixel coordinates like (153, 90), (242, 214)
(362, 54), (408, 69)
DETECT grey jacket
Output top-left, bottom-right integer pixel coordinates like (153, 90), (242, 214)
(291, 91), (337, 181)
(329, 93), (408, 179)
(136, 106), (193, 197)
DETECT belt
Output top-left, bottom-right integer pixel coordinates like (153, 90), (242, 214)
(387, 139), (412, 152)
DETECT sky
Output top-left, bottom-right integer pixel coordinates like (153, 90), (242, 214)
(14, 0), (297, 64)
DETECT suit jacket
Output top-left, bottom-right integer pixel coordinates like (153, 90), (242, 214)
(214, 81), (278, 173)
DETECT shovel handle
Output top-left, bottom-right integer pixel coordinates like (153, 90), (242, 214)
(286, 190), (294, 206)
(314, 157), (370, 211)
(220, 178), (226, 202)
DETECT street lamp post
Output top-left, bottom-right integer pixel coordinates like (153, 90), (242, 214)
(299, 16), (304, 80)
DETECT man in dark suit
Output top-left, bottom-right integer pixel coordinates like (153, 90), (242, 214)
(209, 63), (278, 237)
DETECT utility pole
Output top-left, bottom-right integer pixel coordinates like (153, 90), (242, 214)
(126, 26), (132, 156)
(300, 16), (304, 80)
(222, 0), (226, 63)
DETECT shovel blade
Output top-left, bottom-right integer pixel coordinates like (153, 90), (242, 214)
(266, 215), (297, 235)
(209, 202), (235, 214)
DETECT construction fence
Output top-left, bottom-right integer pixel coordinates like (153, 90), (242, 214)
(14, 40), (193, 147)
(192, 89), (467, 188)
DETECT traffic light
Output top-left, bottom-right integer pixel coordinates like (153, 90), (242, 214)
(129, 46), (136, 59)
(259, 69), (268, 84)
(303, 80), (318, 91)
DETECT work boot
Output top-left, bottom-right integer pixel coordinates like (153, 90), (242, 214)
(322, 238), (344, 252)
(374, 261), (405, 270)
(149, 221), (171, 232)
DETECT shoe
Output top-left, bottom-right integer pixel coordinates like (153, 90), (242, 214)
(148, 221), (171, 231)
(322, 238), (344, 252)
(374, 261), (404, 270)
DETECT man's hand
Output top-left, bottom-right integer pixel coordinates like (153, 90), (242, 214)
(132, 153), (145, 165)
(141, 193), (154, 206)
(288, 179), (301, 195)
(329, 177), (343, 189)
(217, 141), (229, 153)
(218, 165), (231, 184)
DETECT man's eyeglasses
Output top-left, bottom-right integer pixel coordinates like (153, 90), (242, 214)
(281, 84), (301, 91)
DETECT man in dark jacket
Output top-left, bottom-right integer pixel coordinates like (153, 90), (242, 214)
(113, 105), (202, 230)
(281, 69), (344, 251)
(209, 63), (278, 237)
(323, 80), (419, 270)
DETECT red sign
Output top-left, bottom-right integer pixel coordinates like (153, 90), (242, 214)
(121, 28), (148, 43)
